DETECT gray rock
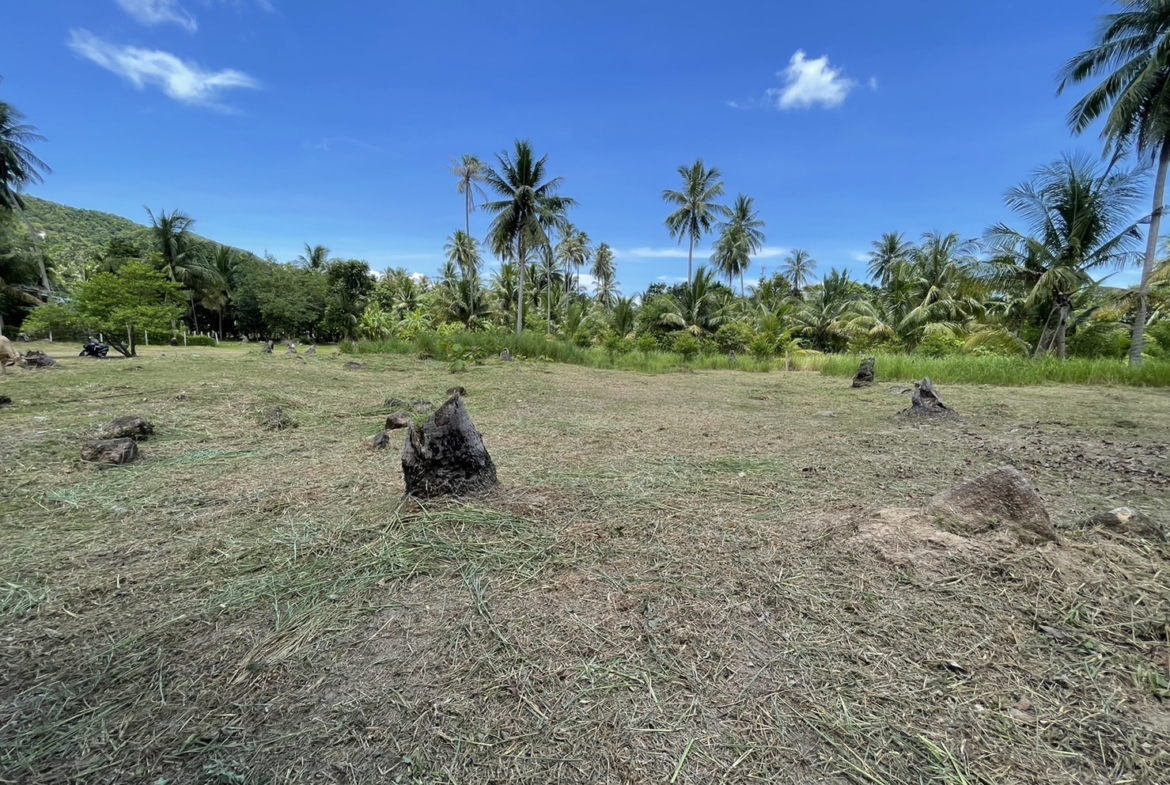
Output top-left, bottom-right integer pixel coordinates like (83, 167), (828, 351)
(82, 438), (139, 465)
(411, 400), (434, 413)
(386, 412), (411, 430)
(370, 430), (392, 450)
(1088, 507), (1164, 542)
(98, 416), (153, 440)
(927, 466), (1056, 544)
(287, 343), (298, 355)
(402, 396), (497, 498)
(384, 397), (410, 409)
(261, 341), (274, 354)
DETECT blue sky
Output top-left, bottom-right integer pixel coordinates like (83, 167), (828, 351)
(3, 0), (1144, 292)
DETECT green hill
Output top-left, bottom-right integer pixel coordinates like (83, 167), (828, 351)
(20, 196), (253, 283)
(21, 196), (154, 281)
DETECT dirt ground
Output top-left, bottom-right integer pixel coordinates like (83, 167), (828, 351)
(1, 344), (1167, 784)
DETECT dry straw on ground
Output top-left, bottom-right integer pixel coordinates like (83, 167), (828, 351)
(0, 344), (1167, 784)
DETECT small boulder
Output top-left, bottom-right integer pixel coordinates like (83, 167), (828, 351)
(927, 466), (1056, 544)
(499, 349), (512, 362)
(306, 345), (316, 355)
(98, 416), (153, 441)
(82, 438), (139, 465)
(369, 430), (392, 450)
(346, 361), (366, 370)
(402, 395), (498, 498)
(261, 341), (274, 354)
(0, 395), (12, 407)
(852, 356), (875, 388)
(262, 406), (297, 430)
(240, 336), (249, 344)
(1088, 507), (1164, 542)
(386, 412), (411, 430)
(446, 386), (466, 397)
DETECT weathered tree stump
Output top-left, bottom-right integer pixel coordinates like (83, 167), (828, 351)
(386, 412), (411, 430)
(369, 430), (392, 450)
(0, 395), (12, 407)
(262, 406), (297, 430)
(306, 345), (316, 355)
(446, 386), (466, 397)
(852, 356), (875, 388)
(261, 341), (274, 354)
(903, 377), (952, 417)
(499, 349), (513, 362)
(98, 416), (153, 440)
(21, 351), (56, 368)
(402, 396), (497, 498)
(82, 438), (139, 465)
(240, 336), (249, 344)
(287, 343), (298, 355)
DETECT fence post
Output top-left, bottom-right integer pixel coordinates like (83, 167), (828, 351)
(145, 330), (149, 345)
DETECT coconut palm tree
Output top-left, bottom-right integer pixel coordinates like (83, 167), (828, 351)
(867, 232), (915, 288)
(0, 97), (52, 293)
(146, 208), (216, 330)
(712, 194), (765, 297)
(483, 140), (575, 336)
(296, 243), (332, 271)
(444, 230), (483, 281)
(900, 232), (986, 343)
(780, 249), (817, 298)
(793, 268), (871, 351)
(447, 154), (489, 236)
(984, 153), (1143, 358)
(591, 242), (617, 310)
(659, 265), (724, 336)
(663, 160), (730, 285)
(556, 225), (592, 317)
(1059, 1), (1170, 364)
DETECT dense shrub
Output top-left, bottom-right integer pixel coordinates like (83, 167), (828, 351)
(184, 335), (217, 347)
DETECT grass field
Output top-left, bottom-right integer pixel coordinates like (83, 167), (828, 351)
(1, 343), (1168, 784)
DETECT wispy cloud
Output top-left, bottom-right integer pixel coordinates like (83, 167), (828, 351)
(766, 50), (856, 110)
(68, 30), (260, 110)
(116, 0), (197, 32)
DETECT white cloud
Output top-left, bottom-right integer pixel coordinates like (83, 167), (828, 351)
(116, 0), (197, 31)
(656, 275), (688, 284)
(617, 245), (788, 260)
(767, 50), (856, 110)
(68, 30), (260, 110)
(868, 76), (879, 91)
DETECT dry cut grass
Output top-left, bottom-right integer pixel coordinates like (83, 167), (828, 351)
(0, 343), (1168, 784)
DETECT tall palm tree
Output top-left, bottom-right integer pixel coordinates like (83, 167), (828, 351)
(146, 208), (213, 330)
(663, 160), (730, 285)
(556, 225), (592, 310)
(0, 97), (52, 293)
(1059, 1), (1170, 365)
(447, 154), (490, 236)
(900, 232), (986, 343)
(204, 244), (240, 337)
(591, 242), (618, 310)
(712, 194), (765, 297)
(296, 243), (332, 271)
(867, 232), (915, 288)
(984, 153), (1143, 358)
(483, 140), (575, 336)
(780, 249), (817, 298)
(444, 230), (483, 281)
(793, 268), (871, 351)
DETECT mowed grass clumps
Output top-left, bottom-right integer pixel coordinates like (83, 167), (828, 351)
(0, 345), (1168, 784)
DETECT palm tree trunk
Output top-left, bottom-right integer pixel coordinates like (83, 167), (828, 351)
(516, 238), (525, 337)
(740, 270), (745, 299)
(465, 187), (472, 237)
(687, 237), (694, 286)
(1130, 138), (1170, 367)
(1056, 301), (1069, 360)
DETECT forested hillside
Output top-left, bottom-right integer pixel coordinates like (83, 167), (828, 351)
(21, 196), (153, 282)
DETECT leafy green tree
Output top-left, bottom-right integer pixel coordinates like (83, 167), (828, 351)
(780, 249), (817, 298)
(73, 261), (186, 356)
(0, 95), (52, 292)
(1059, 0), (1170, 364)
(794, 268), (871, 351)
(0, 214), (43, 333)
(712, 194), (765, 296)
(447, 154), (490, 235)
(658, 266), (726, 337)
(663, 160), (729, 285)
(233, 256), (327, 339)
(484, 140), (576, 336)
(984, 153), (1143, 358)
(322, 259), (375, 340)
(444, 230), (483, 281)
(901, 232), (986, 342)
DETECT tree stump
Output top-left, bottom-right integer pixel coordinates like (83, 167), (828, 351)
(22, 351), (56, 368)
(0, 395), (12, 407)
(852, 357), (875, 388)
(82, 438), (139, 465)
(369, 430), (392, 450)
(98, 416), (153, 440)
(927, 466), (1056, 544)
(903, 377), (952, 417)
(446, 386), (466, 397)
(306, 345), (316, 355)
(499, 349), (513, 362)
(402, 396), (497, 498)
(287, 343), (298, 355)
(261, 341), (274, 354)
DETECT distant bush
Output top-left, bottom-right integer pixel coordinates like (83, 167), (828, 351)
(714, 322), (753, 354)
(672, 333), (701, 361)
(184, 335), (217, 347)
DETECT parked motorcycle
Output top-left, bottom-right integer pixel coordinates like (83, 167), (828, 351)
(80, 340), (109, 358)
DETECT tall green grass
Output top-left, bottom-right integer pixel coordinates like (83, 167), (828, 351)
(808, 352), (1170, 387)
(345, 333), (1170, 386)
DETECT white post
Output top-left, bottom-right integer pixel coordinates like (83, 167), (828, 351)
(49, 331), (53, 342)
(183, 330), (187, 347)
(145, 331), (149, 345)
(127, 325), (132, 348)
